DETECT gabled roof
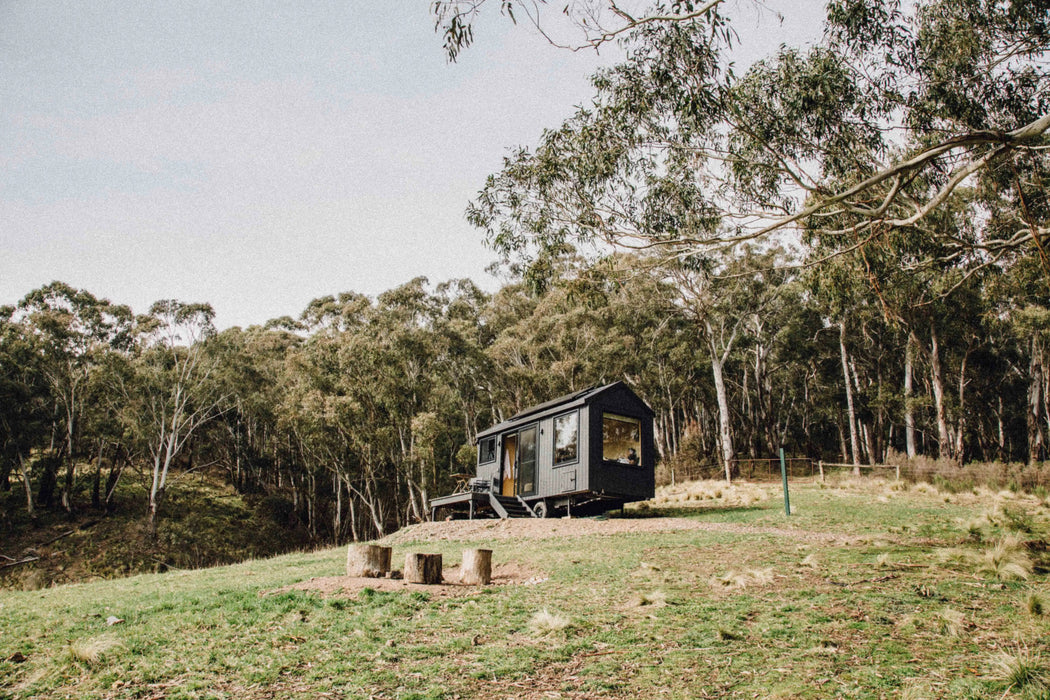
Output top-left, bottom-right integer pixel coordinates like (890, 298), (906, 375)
(476, 381), (652, 441)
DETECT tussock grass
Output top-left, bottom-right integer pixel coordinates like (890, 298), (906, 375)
(710, 567), (774, 589)
(990, 644), (1047, 694)
(978, 537), (1034, 582)
(1027, 592), (1045, 617)
(68, 636), (121, 666)
(632, 590), (667, 607)
(940, 536), (1034, 582)
(528, 609), (571, 636)
(800, 553), (820, 570)
(935, 608), (968, 637)
(652, 479), (769, 508)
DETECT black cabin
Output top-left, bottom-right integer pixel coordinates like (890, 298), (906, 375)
(430, 382), (655, 519)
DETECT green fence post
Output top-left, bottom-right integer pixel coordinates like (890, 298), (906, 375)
(780, 448), (790, 516)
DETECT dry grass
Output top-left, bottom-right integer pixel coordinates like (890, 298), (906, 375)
(634, 589), (667, 607)
(940, 536), (1034, 582)
(68, 636), (122, 666)
(935, 608), (968, 637)
(653, 479), (769, 508)
(989, 644), (1048, 694)
(710, 567), (774, 590)
(528, 609), (571, 636)
(978, 537), (1034, 582)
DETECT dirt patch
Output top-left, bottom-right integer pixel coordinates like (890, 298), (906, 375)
(276, 516), (857, 598)
(271, 561), (546, 598)
(380, 515), (856, 546)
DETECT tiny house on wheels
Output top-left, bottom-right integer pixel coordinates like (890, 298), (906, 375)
(430, 382), (655, 519)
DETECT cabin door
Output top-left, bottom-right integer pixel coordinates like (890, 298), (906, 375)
(500, 427), (537, 497)
(517, 426), (537, 496)
(501, 435), (518, 496)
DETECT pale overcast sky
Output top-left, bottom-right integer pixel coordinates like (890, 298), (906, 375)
(1, 1), (824, 329)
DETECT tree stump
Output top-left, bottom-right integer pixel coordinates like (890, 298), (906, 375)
(460, 548), (492, 585)
(404, 553), (443, 584)
(346, 545), (392, 578)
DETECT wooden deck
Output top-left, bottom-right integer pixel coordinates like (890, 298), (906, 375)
(429, 490), (491, 520)
(429, 490), (536, 520)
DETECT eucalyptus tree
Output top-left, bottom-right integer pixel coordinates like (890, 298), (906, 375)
(987, 255), (1050, 464)
(442, 0), (1050, 270)
(0, 306), (49, 516)
(130, 300), (226, 537)
(207, 324), (303, 495)
(15, 282), (134, 511)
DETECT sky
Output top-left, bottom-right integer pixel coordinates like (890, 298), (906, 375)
(1, 1), (825, 329)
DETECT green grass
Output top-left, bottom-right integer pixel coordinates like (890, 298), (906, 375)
(4, 480), (1050, 698)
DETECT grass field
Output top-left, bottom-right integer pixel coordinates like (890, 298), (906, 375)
(3, 477), (1050, 699)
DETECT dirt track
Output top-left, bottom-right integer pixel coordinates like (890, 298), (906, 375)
(277, 515), (855, 598)
(379, 514), (855, 545)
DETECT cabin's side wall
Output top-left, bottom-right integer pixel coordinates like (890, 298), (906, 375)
(476, 435), (501, 486)
(586, 389), (655, 501)
(534, 406), (589, 499)
(537, 405), (596, 497)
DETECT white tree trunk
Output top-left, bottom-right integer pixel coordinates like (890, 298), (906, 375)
(929, 322), (951, 459)
(710, 354), (734, 482)
(18, 453), (34, 516)
(839, 321), (861, 470)
(1029, 334), (1045, 465)
(904, 330), (917, 458)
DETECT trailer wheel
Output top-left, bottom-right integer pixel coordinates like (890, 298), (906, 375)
(533, 500), (550, 519)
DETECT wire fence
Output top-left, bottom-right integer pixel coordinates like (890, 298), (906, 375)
(659, 455), (1050, 494)
(659, 458), (903, 486)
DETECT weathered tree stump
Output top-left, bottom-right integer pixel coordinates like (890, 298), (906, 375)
(460, 548), (492, 585)
(404, 553), (443, 584)
(346, 545), (392, 578)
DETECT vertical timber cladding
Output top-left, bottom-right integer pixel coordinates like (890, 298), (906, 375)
(587, 385), (655, 501)
(538, 406), (588, 496)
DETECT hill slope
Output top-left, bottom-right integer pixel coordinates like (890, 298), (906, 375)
(2, 479), (1049, 699)
(0, 474), (312, 591)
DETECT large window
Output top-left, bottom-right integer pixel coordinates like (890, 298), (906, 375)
(553, 411), (579, 466)
(602, 413), (641, 465)
(478, 437), (497, 465)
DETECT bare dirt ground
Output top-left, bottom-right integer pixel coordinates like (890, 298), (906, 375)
(277, 514), (856, 598)
(380, 514), (855, 546)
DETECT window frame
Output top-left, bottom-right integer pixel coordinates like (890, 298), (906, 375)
(552, 410), (580, 467)
(601, 412), (643, 467)
(478, 436), (497, 465)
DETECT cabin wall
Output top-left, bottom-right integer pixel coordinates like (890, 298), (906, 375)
(534, 406), (589, 499)
(476, 435), (501, 485)
(586, 391), (655, 501)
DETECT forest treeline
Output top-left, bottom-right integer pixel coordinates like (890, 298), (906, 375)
(4, 0), (1050, 544)
(1, 247), (1048, 543)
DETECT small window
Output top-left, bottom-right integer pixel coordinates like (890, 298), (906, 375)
(553, 412), (579, 466)
(602, 413), (641, 466)
(478, 437), (497, 464)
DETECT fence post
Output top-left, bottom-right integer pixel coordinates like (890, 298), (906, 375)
(818, 460), (825, 483)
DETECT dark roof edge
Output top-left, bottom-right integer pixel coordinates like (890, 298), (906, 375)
(476, 381), (651, 441)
